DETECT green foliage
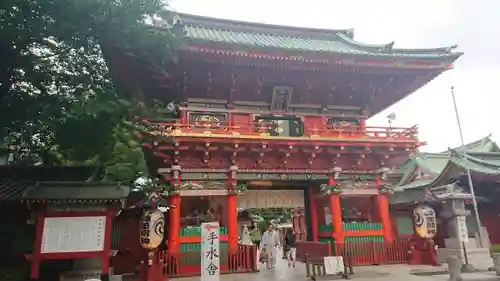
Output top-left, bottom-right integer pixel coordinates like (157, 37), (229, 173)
(0, 0), (181, 185)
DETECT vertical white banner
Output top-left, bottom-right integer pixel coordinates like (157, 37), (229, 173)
(201, 222), (220, 281)
(456, 216), (469, 243)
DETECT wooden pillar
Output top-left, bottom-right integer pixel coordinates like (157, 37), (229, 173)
(29, 210), (46, 280)
(359, 119), (366, 132)
(375, 175), (393, 241)
(328, 176), (343, 242)
(168, 194), (181, 253)
(180, 109), (188, 125)
(168, 165), (182, 254)
(100, 211), (114, 281)
(227, 165), (239, 252)
(308, 187), (319, 242)
(360, 107), (369, 133)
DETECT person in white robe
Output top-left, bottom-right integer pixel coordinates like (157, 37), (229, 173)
(261, 223), (280, 270)
(241, 225), (253, 246)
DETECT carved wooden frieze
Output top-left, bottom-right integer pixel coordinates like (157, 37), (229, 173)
(179, 181), (228, 190)
(178, 181), (229, 196)
(236, 173), (328, 181)
(180, 173), (227, 180)
(237, 190), (304, 209)
(188, 112), (227, 128)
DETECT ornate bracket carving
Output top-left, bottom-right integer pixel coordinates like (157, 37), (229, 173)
(320, 183), (342, 195)
(378, 183), (394, 195)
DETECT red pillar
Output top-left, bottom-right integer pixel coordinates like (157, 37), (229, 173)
(328, 176), (343, 242)
(30, 210), (46, 280)
(308, 187), (319, 242)
(168, 165), (182, 254)
(168, 194), (181, 253)
(359, 119), (366, 132)
(227, 194), (238, 252)
(100, 211), (114, 281)
(227, 165), (239, 252)
(375, 176), (393, 241)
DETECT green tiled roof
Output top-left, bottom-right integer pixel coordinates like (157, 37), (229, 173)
(447, 151), (500, 175)
(395, 136), (500, 189)
(413, 153), (449, 175)
(22, 181), (130, 201)
(390, 187), (429, 205)
(394, 179), (433, 192)
(177, 13), (462, 60)
(0, 166), (105, 201)
(392, 136), (500, 204)
(451, 134), (500, 153)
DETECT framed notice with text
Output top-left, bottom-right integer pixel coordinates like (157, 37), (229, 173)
(41, 216), (106, 253)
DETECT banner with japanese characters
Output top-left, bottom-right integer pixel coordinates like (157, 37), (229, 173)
(201, 222), (220, 281)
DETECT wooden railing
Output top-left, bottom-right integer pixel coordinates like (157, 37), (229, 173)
(334, 239), (410, 265)
(297, 239), (411, 266)
(296, 241), (332, 262)
(144, 120), (420, 143)
(160, 245), (257, 278)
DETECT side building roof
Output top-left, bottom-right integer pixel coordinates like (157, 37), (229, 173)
(0, 166), (130, 202)
(173, 13), (462, 61)
(390, 135), (500, 205)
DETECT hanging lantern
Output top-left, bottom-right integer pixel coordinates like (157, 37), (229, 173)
(413, 205), (437, 239)
(140, 210), (165, 250)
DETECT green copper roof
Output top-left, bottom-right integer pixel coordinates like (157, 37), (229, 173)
(176, 13), (462, 60)
(452, 134), (500, 153)
(22, 181), (130, 201)
(391, 136), (500, 205)
(395, 135), (500, 187)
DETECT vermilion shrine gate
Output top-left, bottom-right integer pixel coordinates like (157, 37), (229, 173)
(104, 13), (462, 276)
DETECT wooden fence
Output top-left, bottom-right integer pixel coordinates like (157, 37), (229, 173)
(297, 239), (411, 266)
(163, 245), (257, 277)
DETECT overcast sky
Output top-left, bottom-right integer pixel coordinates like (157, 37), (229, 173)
(170, 0), (500, 152)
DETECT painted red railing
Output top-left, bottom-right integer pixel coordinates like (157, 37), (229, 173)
(162, 245), (257, 278)
(334, 239), (411, 265)
(296, 241), (332, 262)
(144, 120), (420, 143)
(297, 239), (411, 266)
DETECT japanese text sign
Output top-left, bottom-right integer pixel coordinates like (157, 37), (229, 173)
(201, 222), (220, 281)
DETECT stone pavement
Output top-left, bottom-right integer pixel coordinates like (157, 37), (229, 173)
(175, 258), (500, 281)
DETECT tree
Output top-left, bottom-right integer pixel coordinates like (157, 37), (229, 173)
(0, 0), (181, 184)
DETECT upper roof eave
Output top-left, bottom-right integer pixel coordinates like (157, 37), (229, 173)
(170, 13), (463, 60)
(175, 12), (354, 39)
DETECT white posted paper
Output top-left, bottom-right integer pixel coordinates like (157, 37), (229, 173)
(41, 216), (106, 253)
(324, 256), (344, 275)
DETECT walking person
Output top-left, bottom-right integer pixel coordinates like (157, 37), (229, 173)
(284, 229), (297, 268)
(261, 223), (280, 271)
(250, 223), (261, 249)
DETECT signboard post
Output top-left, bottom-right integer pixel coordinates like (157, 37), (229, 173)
(456, 216), (469, 265)
(456, 216), (469, 243)
(201, 222), (220, 281)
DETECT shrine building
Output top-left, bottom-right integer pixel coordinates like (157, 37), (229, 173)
(103, 13), (462, 276)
